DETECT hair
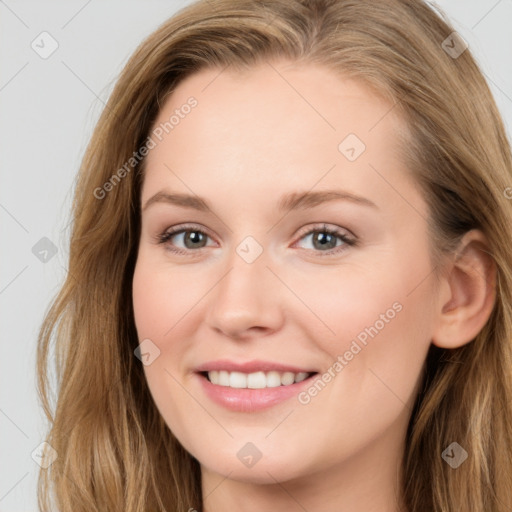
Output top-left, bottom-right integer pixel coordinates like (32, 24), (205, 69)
(36, 0), (512, 510)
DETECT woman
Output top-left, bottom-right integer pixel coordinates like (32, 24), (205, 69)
(37, 0), (512, 510)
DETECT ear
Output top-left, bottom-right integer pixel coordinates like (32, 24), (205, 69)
(431, 229), (496, 349)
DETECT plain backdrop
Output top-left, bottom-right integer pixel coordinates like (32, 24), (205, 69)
(1, 1), (511, 510)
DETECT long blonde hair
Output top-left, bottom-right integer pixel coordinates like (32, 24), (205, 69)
(37, 0), (512, 510)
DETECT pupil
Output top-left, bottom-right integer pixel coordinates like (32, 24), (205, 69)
(186, 231), (205, 248)
(314, 232), (335, 250)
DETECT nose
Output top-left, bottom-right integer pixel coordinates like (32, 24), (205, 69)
(204, 246), (285, 340)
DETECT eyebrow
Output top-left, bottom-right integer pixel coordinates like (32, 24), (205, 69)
(142, 189), (378, 213)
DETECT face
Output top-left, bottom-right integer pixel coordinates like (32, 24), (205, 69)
(132, 61), (440, 485)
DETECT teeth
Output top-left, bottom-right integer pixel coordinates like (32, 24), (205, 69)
(281, 372), (295, 386)
(207, 370), (311, 388)
(218, 371), (229, 386)
(265, 371), (282, 388)
(247, 371), (266, 389)
(229, 371), (247, 388)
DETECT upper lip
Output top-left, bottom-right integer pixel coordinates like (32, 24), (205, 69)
(195, 359), (317, 374)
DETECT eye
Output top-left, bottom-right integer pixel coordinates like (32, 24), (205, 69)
(155, 222), (356, 257)
(293, 223), (356, 256)
(156, 223), (215, 255)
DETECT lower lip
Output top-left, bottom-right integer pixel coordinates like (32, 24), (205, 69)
(196, 373), (316, 412)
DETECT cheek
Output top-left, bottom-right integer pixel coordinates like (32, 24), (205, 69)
(132, 252), (205, 342)
(287, 257), (435, 465)
(132, 257), (199, 442)
(131, 256), (190, 398)
(294, 255), (434, 350)
(310, 251), (436, 414)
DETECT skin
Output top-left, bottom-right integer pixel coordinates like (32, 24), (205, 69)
(132, 61), (496, 512)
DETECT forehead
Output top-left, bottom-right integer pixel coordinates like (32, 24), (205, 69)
(151, 62), (401, 150)
(141, 61), (422, 219)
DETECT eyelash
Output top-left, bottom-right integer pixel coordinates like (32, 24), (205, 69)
(155, 223), (357, 257)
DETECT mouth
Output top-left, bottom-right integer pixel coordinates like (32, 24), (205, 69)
(194, 360), (319, 412)
(200, 370), (318, 389)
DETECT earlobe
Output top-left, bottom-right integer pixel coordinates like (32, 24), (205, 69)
(431, 230), (496, 349)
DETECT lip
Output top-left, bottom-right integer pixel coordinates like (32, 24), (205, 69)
(194, 359), (318, 412)
(195, 359), (316, 374)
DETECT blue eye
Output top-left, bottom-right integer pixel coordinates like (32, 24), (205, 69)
(157, 223), (356, 257)
(157, 224), (213, 254)
(294, 224), (355, 255)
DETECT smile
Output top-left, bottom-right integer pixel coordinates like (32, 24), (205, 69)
(194, 360), (319, 412)
(204, 370), (314, 388)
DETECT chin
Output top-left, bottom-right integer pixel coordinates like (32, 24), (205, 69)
(195, 445), (313, 485)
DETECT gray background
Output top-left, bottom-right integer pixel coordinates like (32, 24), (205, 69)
(1, 1), (511, 510)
